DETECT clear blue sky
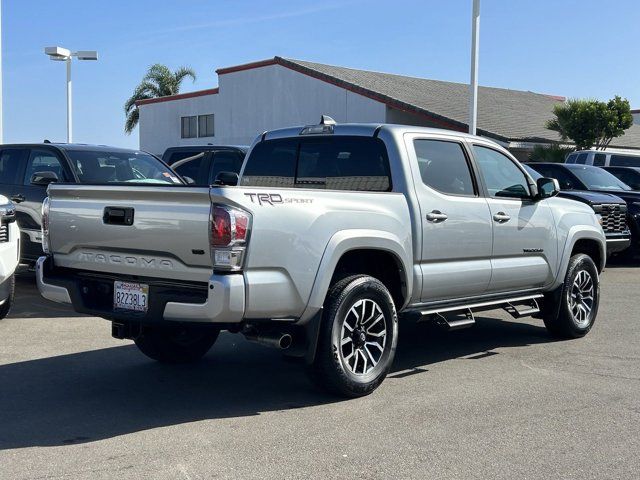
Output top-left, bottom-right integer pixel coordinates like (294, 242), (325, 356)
(3, 0), (639, 149)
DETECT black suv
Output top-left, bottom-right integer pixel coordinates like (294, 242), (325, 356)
(162, 146), (247, 186)
(0, 143), (182, 264)
(527, 163), (636, 256)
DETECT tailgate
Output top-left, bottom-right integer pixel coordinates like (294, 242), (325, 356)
(47, 185), (213, 282)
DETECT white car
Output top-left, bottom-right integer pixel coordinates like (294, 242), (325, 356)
(0, 195), (19, 319)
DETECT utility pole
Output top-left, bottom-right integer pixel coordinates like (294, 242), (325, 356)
(469, 0), (480, 135)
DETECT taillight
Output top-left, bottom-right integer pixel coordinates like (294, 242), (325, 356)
(210, 204), (251, 271)
(42, 197), (51, 254)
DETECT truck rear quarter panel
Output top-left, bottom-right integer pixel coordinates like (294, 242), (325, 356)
(210, 187), (413, 320)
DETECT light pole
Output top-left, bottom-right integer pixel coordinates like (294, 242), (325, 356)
(468, 0), (480, 135)
(44, 46), (98, 143)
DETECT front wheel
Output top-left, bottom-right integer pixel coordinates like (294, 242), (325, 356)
(309, 275), (398, 397)
(543, 253), (600, 338)
(134, 325), (219, 363)
(0, 274), (15, 320)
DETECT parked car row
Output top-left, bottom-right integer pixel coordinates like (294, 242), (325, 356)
(526, 157), (640, 258)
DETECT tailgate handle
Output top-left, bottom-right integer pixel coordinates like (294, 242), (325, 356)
(103, 206), (134, 226)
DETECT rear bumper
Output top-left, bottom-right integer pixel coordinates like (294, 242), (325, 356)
(36, 256), (245, 324)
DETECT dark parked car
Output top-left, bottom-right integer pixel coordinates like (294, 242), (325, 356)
(527, 163), (639, 256)
(0, 143), (182, 264)
(602, 166), (640, 191)
(162, 146), (247, 186)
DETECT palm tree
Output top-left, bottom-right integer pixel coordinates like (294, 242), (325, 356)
(124, 64), (197, 134)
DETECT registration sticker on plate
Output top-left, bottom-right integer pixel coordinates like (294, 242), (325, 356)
(114, 281), (149, 312)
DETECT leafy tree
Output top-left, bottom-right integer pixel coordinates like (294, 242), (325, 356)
(546, 96), (633, 150)
(528, 144), (574, 163)
(124, 64), (197, 134)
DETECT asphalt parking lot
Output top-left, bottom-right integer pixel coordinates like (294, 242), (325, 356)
(0, 267), (639, 480)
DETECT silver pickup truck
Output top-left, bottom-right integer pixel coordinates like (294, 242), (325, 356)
(37, 119), (606, 397)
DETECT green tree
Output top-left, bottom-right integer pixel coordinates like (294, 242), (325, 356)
(124, 64), (197, 134)
(546, 96), (633, 150)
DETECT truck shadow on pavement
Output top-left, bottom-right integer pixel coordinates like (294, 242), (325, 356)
(0, 280), (555, 450)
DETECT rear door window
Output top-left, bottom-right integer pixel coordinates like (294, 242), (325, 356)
(414, 139), (475, 196)
(241, 136), (391, 191)
(610, 154), (640, 167)
(0, 149), (28, 185)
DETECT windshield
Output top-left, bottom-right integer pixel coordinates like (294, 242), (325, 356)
(570, 166), (631, 191)
(66, 150), (183, 185)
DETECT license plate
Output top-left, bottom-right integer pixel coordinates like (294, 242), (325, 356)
(113, 281), (149, 312)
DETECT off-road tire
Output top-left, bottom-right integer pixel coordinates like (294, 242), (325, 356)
(309, 275), (398, 397)
(0, 274), (15, 320)
(543, 253), (599, 339)
(134, 326), (219, 363)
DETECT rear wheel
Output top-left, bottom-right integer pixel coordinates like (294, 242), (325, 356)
(309, 275), (398, 397)
(543, 254), (599, 338)
(0, 274), (15, 320)
(134, 325), (219, 363)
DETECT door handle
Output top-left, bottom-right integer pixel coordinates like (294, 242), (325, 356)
(426, 210), (448, 222)
(493, 212), (511, 223)
(10, 194), (25, 203)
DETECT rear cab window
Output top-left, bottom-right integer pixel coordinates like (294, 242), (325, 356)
(241, 136), (391, 191)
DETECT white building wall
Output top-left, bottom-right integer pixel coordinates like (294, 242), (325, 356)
(138, 94), (219, 156)
(138, 64), (385, 155)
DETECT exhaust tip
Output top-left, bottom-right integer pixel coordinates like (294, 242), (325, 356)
(279, 334), (293, 350)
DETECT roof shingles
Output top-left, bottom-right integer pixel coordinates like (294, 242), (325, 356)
(279, 57), (640, 149)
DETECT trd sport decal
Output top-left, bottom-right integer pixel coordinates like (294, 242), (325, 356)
(244, 193), (313, 206)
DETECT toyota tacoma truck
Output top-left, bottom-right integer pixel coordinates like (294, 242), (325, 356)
(37, 119), (606, 397)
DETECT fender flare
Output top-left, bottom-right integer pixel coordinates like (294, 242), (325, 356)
(299, 229), (412, 324)
(551, 225), (606, 290)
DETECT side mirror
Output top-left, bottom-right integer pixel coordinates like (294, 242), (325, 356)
(536, 177), (560, 199)
(182, 176), (196, 185)
(30, 171), (59, 186)
(213, 171), (239, 186)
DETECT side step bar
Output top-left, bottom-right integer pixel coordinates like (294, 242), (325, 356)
(504, 297), (541, 319)
(419, 294), (544, 330)
(419, 294), (544, 316)
(434, 309), (475, 330)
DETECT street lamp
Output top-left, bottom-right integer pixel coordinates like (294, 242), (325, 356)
(44, 46), (98, 143)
